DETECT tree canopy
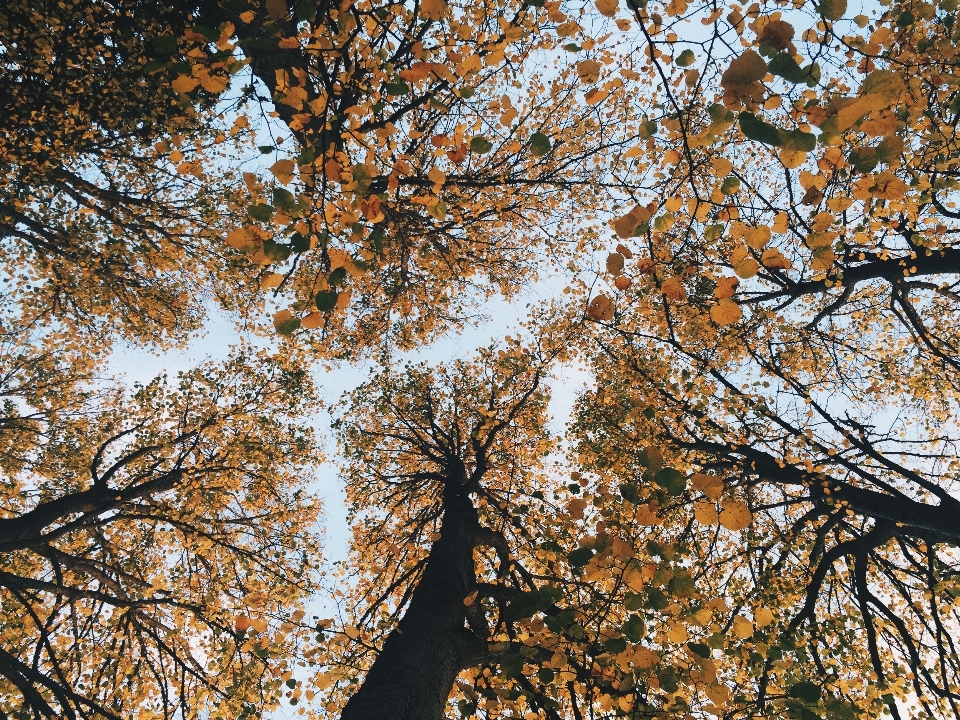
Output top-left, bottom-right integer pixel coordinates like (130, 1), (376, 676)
(3, 0), (960, 717)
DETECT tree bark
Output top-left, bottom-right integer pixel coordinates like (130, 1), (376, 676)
(339, 489), (487, 720)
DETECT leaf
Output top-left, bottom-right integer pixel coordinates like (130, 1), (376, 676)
(315, 290), (339, 311)
(732, 616), (754, 638)
(469, 136), (493, 154)
(530, 132), (552, 157)
(790, 681), (823, 703)
(739, 112), (784, 147)
(595, 0), (619, 16)
(249, 203), (275, 222)
(576, 59), (603, 84)
(719, 500), (752, 530)
(611, 205), (653, 238)
(710, 298), (742, 325)
(152, 35), (178, 55)
(266, 0), (288, 19)
(818, 0), (846, 20)
(721, 50), (767, 88)
(675, 49), (695, 67)
(273, 309), (301, 335)
(758, 19), (794, 49)
(606, 252), (625, 276)
(755, 607), (774, 627)
(690, 473), (723, 500)
(568, 547), (595, 566)
(225, 228), (258, 252)
(655, 467), (686, 495)
(269, 159), (296, 185)
(768, 53), (808, 84)
(586, 294), (615, 321)
(420, 0), (449, 20)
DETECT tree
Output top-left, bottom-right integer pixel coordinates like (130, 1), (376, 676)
(0, 342), (324, 719)
(571, 0), (960, 716)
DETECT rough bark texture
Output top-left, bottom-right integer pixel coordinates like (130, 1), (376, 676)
(339, 489), (487, 720)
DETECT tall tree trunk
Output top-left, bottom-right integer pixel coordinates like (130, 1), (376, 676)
(339, 490), (487, 720)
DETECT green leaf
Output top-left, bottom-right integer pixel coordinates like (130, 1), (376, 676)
(789, 681), (822, 704)
(385, 81), (410, 96)
(708, 103), (734, 125)
(272, 187), (297, 212)
(818, 0), (847, 19)
(296, 146), (316, 166)
(285, 678), (297, 689)
(369, 228), (385, 253)
(258, 145), (275, 154)
(248, 203), (275, 222)
(687, 642), (711, 658)
(676, 49), (695, 67)
(273, 313), (301, 335)
(537, 667), (555, 684)
(290, 232), (310, 253)
(567, 547), (594, 566)
(622, 614), (645, 641)
(470, 136), (494, 154)
(739, 112), (785, 147)
(603, 637), (627, 654)
(721, 176), (741, 195)
(646, 588), (669, 610)
(152, 35), (178, 55)
(499, 654), (524, 678)
(781, 128), (816, 152)
(328, 267), (348, 287)
(655, 467), (686, 496)
(458, 86), (475, 99)
(530, 132), (552, 157)
(768, 53), (807, 84)
(624, 592), (645, 611)
(295, 0), (317, 19)
(315, 290), (339, 311)
(261, 240), (290, 263)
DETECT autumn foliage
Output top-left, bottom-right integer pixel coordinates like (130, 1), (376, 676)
(3, 0), (960, 717)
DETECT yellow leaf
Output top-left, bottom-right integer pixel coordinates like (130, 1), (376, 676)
(744, 225), (771, 250)
(576, 59), (603, 84)
(719, 500), (752, 531)
(694, 501), (720, 525)
(595, 0), (619, 16)
(301, 312), (324, 329)
(760, 247), (790, 270)
(664, 149), (681, 165)
(420, 0), (449, 20)
(710, 298), (742, 325)
(584, 88), (609, 105)
(587, 294), (615, 321)
(260, 272), (283, 289)
(667, 622), (689, 643)
(713, 276), (739, 299)
(199, 73), (228, 93)
(634, 503), (661, 526)
(171, 75), (199, 93)
(661, 276), (686, 301)
(567, 497), (588, 519)
(712, 157), (733, 176)
(463, 591), (479, 606)
(611, 205), (653, 238)
(269, 159), (296, 185)
(690, 473), (723, 500)
(720, 50), (767, 88)
(754, 607), (774, 627)
(870, 172), (907, 200)
(606, 252), (625, 275)
(344, 626), (361, 639)
(734, 257), (759, 279)
(225, 228), (258, 252)
(732, 616), (754, 638)
(664, 196), (683, 212)
(779, 149), (806, 168)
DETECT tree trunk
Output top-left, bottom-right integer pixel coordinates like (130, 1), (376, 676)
(339, 490), (487, 720)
